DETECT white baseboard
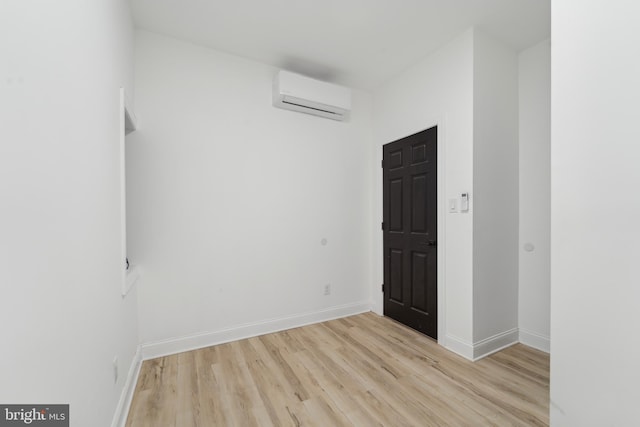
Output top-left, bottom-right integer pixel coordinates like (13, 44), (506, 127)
(472, 328), (519, 361)
(444, 334), (474, 360)
(140, 300), (372, 360)
(111, 348), (143, 427)
(444, 328), (547, 361)
(519, 328), (550, 353)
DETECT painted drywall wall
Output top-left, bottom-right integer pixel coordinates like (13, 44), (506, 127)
(129, 31), (373, 347)
(518, 40), (550, 352)
(0, 1), (139, 426)
(551, 1), (640, 424)
(373, 28), (523, 359)
(472, 31), (519, 352)
(372, 29), (475, 352)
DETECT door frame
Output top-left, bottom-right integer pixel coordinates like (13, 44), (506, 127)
(373, 119), (446, 345)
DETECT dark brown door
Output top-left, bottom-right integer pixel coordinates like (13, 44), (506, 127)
(383, 126), (437, 339)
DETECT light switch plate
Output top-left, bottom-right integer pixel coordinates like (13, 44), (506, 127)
(449, 198), (458, 213)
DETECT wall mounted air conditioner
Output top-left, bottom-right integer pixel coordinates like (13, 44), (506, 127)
(273, 70), (351, 121)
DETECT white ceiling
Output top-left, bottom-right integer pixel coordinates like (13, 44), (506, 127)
(132, 0), (550, 90)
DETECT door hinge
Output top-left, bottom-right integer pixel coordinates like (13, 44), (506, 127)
(381, 284), (385, 293)
(381, 222), (385, 230)
(381, 159), (384, 168)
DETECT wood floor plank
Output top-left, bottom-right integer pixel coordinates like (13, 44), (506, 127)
(237, 339), (296, 425)
(193, 348), (227, 427)
(302, 396), (351, 427)
(127, 355), (179, 427)
(258, 334), (311, 402)
(175, 352), (199, 427)
(351, 389), (416, 427)
(126, 313), (550, 426)
(293, 347), (378, 426)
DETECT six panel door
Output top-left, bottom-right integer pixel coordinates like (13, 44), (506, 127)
(383, 126), (437, 339)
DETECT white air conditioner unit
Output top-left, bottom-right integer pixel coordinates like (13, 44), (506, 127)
(273, 70), (351, 121)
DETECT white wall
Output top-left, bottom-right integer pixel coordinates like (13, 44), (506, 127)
(518, 40), (551, 352)
(372, 29), (475, 351)
(472, 31), (520, 352)
(0, 1), (139, 426)
(129, 31), (373, 351)
(373, 28), (523, 360)
(551, 1), (640, 425)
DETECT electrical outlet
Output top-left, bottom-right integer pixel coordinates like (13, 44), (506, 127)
(113, 356), (119, 384)
(324, 284), (331, 296)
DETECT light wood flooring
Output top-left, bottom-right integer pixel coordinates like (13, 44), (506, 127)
(126, 313), (549, 426)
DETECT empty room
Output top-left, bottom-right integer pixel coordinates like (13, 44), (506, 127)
(2, 0), (639, 426)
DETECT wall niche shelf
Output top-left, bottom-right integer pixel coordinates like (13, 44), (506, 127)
(124, 96), (137, 135)
(120, 88), (139, 297)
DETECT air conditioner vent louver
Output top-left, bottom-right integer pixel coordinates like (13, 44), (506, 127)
(273, 70), (351, 121)
(282, 100), (341, 116)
